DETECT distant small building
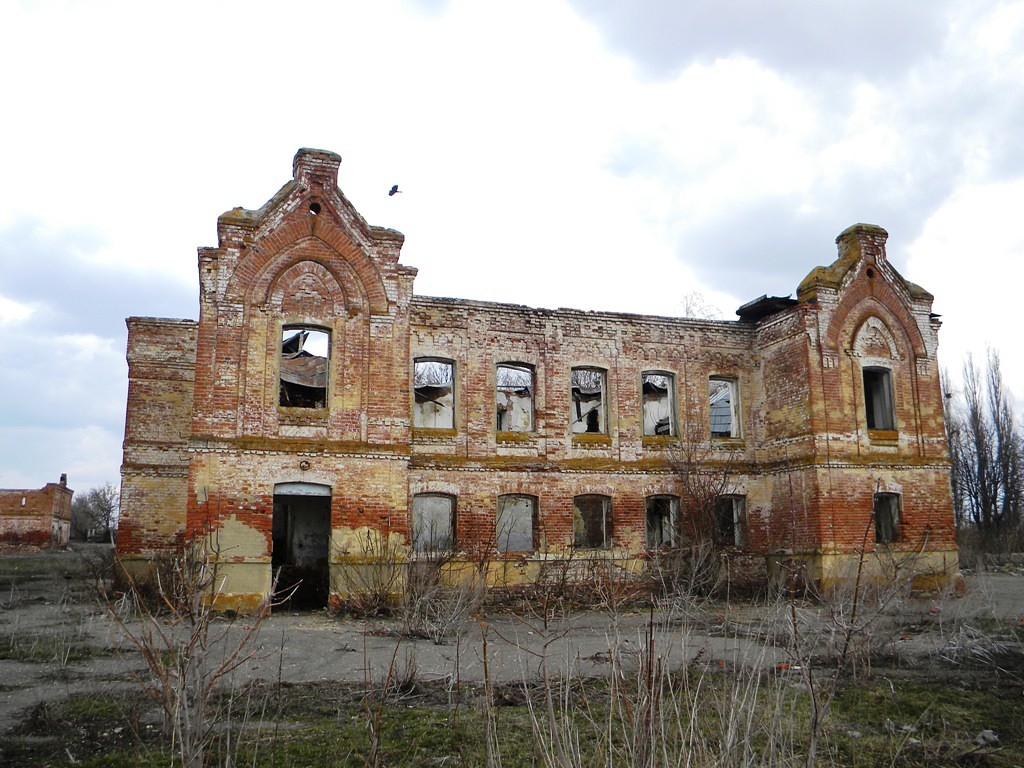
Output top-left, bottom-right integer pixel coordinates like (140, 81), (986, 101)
(0, 474), (73, 548)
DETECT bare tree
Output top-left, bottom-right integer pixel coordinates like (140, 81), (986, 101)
(70, 482), (119, 542)
(945, 350), (1024, 551)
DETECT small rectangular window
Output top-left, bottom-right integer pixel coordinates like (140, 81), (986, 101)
(863, 367), (895, 431)
(646, 495), (677, 547)
(411, 494), (455, 551)
(573, 494), (612, 548)
(709, 377), (740, 438)
(280, 327), (329, 408)
(497, 363), (534, 432)
(571, 367), (607, 434)
(874, 493), (900, 543)
(414, 359), (455, 429)
(714, 495), (746, 547)
(497, 494), (536, 552)
(642, 372), (675, 436)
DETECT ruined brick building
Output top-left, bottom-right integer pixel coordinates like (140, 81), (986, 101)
(0, 474), (72, 548)
(117, 148), (957, 609)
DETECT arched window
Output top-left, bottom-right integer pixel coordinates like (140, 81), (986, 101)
(573, 494), (612, 548)
(496, 363), (535, 432)
(411, 493), (455, 551)
(413, 358), (455, 429)
(496, 494), (537, 552)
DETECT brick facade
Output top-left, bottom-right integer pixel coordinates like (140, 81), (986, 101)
(0, 475), (72, 548)
(118, 148), (957, 608)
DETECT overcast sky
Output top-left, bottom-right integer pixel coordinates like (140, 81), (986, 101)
(2, 0), (1023, 493)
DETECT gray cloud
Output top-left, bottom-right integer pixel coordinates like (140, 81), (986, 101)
(569, 0), (955, 81)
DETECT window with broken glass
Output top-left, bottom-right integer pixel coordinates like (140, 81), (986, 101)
(571, 367), (607, 434)
(863, 367), (895, 431)
(496, 494), (536, 552)
(645, 495), (678, 548)
(573, 494), (612, 548)
(496, 363), (534, 432)
(642, 371), (675, 437)
(709, 377), (740, 438)
(413, 358), (455, 429)
(874, 493), (900, 544)
(714, 495), (747, 547)
(279, 326), (329, 408)
(411, 493), (455, 552)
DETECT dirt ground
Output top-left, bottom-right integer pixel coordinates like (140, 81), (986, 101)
(1, 544), (1022, 746)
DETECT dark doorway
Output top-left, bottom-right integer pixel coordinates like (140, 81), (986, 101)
(272, 486), (331, 609)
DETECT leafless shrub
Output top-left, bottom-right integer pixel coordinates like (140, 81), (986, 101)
(330, 529), (405, 617)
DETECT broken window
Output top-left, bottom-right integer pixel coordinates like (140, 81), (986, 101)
(642, 372), (675, 436)
(496, 363), (534, 432)
(714, 495), (747, 547)
(573, 494), (612, 548)
(863, 367), (895, 431)
(411, 493), (455, 552)
(279, 327), (329, 408)
(874, 493), (900, 544)
(413, 358), (455, 429)
(496, 494), (536, 552)
(571, 367), (607, 434)
(645, 495), (678, 548)
(709, 377), (740, 438)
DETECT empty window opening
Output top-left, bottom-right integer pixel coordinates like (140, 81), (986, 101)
(497, 494), (536, 552)
(646, 495), (677, 548)
(863, 367), (895, 430)
(574, 494), (612, 548)
(309, 202), (321, 216)
(642, 372), (675, 436)
(414, 359), (455, 429)
(272, 484), (331, 609)
(714, 495), (746, 547)
(496, 363), (534, 432)
(709, 377), (739, 438)
(874, 493), (900, 543)
(571, 367), (607, 434)
(411, 494), (455, 552)
(279, 327), (329, 408)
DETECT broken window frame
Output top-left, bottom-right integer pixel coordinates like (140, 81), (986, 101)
(496, 362), (535, 433)
(413, 357), (456, 430)
(279, 325), (330, 409)
(573, 494), (613, 549)
(873, 493), (900, 544)
(645, 495), (678, 548)
(713, 495), (747, 548)
(863, 366), (896, 431)
(411, 493), (456, 552)
(709, 376), (740, 439)
(570, 366), (608, 435)
(641, 371), (676, 437)
(496, 494), (537, 553)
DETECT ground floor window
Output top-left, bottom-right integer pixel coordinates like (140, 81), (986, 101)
(646, 495), (677, 548)
(874, 493), (900, 543)
(497, 494), (536, 552)
(574, 495), (612, 548)
(411, 493), (455, 551)
(714, 495), (747, 547)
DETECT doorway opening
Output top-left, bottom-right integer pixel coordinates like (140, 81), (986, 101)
(272, 483), (331, 609)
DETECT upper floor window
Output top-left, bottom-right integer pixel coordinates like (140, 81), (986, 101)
(642, 372), (675, 436)
(497, 494), (537, 552)
(571, 367), (607, 434)
(646, 495), (678, 548)
(863, 367), (895, 431)
(496, 363), (534, 432)
(574, 494), (612, 548)
(413, 358), (455, 429)
(709, 377), (740, 438)
(874, 493), (900, 543)
(714, 495), (747, 547)
(279, 326), (329, 408)
(411, 493), (455, 552)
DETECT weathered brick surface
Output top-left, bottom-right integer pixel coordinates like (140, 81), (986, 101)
(117, 153), (957, 600)
(0, 476), (72, 548)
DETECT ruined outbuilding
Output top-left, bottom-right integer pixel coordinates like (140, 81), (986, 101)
(117, 149), (957, 610)
(0, 474), (72, 548)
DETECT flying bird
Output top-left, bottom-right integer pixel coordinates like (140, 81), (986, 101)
(388, 184), (402, 196)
